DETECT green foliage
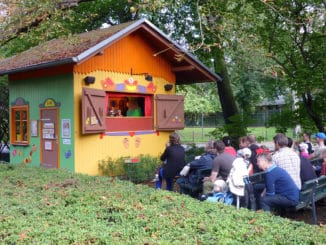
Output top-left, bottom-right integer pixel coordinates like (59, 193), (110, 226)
(98, 154), (161, 184)
(184, 144), (205, 163)
(0, 164), (325, 244)
(0, 76), (9, 142)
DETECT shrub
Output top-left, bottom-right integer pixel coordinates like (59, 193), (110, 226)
(98, 154), (161, 183)
(0, 164), (325, 244)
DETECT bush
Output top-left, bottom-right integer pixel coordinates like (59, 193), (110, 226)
(0, 164), (325, 244)
(98, 154), (161, 183)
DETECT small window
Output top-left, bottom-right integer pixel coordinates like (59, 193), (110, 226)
(11, 105), (29, 145)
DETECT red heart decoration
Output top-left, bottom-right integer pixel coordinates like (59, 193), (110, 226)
(156, 131), (160, 136)
(129, 131), (135, 137)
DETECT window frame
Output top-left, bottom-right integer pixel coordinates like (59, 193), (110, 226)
(105, 92), (154, 132)
(11, 105), (30, 145)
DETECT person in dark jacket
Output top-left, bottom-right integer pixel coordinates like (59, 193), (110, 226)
(155, 132), (185, 191)
(287, 137), (316, 184)
(176, 140), (216, 197)
(247, 134), (261, 174)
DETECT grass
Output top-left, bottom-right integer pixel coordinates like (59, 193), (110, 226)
(178, 127), (281, 143)
(0, 164), (325, 244)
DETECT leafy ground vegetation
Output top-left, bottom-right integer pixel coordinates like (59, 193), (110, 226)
(1, 164), (325, 244)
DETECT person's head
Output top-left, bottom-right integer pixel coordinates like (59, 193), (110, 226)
(214, 140), (225, 154)
(273, 133), (288, 150)
(169, 132), (181, 145)
(257, 153), (273, 171)
(299, 142), (308, 153)
(222, 136), (232, 147)
(287, 137), (293, 148)
(205, 140), (216, 154)
(213, 179), (228, 193)
(239, 136), (249, 149)
(313, 132), (326, 145)
(127, 98), (139, 109)
(303, 132), (311, 142)
(239, 147), (251, 160)
(247, 134), (257, 145)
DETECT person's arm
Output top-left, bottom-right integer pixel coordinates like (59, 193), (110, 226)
(203, 171), (218, 182)
(265, 174), (275, 196)
(160, 147), (168, 162)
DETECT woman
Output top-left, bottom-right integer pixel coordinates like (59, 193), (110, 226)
(156, 132), (185, 191)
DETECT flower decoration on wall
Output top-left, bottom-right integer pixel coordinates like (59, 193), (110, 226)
(146, 82), (157, 93)
(101, 77), (115, 90)
(124, 77), (138, 91)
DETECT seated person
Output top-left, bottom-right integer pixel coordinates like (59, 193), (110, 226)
(257, 153), (299, 212)
(202, 140), (235, 196)
(320, 148), (326, 176)
(300, 156), (317, 184)
(126, 98), (142, 117)
(177, 140), (216, 197)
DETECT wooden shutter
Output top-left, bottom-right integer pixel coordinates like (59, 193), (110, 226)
(155, 94), (184, 131)
(82, 88), (106, 134)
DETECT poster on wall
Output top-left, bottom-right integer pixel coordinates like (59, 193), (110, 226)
(61, 119), (71, 138)
(31, 120), (38, 137)
(44, 141), (52, 151)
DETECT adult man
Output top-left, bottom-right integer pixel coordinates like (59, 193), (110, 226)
(257, 153), (299, 212)
(272, 133), (301, 190)
(309, 132), (326, 160)
(247, 134), (261, 173)
(202, 140), (235, 194)
(177, 140), (216, 197)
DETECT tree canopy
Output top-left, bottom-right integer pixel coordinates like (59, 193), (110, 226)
(0, 0), (325, 139)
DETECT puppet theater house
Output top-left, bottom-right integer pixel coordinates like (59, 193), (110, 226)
(0, 19), (221, 175)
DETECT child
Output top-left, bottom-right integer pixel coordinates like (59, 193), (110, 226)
(299, 142), (309, 159)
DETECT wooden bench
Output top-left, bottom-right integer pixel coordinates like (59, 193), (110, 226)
(244, 172), (326, 224)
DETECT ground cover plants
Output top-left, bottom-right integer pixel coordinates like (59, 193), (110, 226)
(1, 164), (325, 244)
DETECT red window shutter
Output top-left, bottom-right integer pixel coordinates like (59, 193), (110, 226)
(155, 94), (184, 131)
(82, 88), (106, 134)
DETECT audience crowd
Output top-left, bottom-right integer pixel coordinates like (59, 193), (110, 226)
(156, 131), (326, 214)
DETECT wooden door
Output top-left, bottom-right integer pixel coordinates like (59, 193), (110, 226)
(40, 108), (59, 168)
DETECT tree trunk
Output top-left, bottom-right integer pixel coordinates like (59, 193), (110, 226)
(212, 47), (246, 139)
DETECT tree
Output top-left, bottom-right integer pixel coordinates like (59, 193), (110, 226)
(240, 0), (326, 132)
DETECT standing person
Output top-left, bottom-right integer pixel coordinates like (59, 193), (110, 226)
(222, 136), (236, 157)
(202, 140), (235, 195)
(303, 132), (314, 155)
(257, 153), (299, 212)
(309, 132), (326, 160)
(155, 132), (185, 191)
(247, 134), (260, 174)
(272, 133), (301, 190)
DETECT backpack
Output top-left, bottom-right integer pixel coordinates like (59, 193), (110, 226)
(206, 192), (234, 205)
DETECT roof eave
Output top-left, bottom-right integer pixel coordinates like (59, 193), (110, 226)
(0, 58), (75, 76)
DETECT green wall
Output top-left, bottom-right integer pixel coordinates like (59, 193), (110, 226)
(9, 73), (75, 172)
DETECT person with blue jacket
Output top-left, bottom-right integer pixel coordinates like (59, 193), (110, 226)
(176, 140), (217, 197)
(257, 153), (299, 212)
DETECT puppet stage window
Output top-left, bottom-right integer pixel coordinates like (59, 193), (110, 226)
(105, 92), (154, 132)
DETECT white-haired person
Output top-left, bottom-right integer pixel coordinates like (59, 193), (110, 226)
(299, 142), (309, 159)
(227, 148), (251, 208)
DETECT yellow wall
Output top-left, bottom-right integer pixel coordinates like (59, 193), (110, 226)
(73, 71), (173, 175)
(73, 33), (178, 175)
